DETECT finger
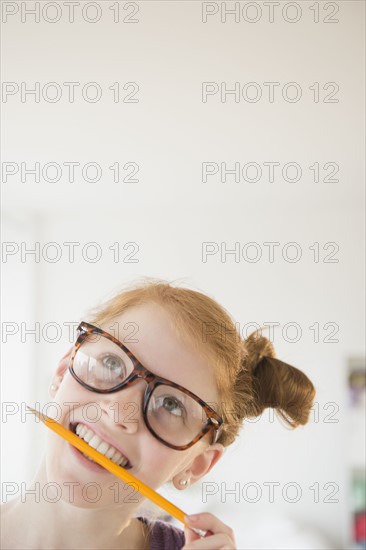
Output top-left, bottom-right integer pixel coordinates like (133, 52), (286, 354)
(184, 523), (214, 544)
(183, 523), (201, 545)
(184, 513), (235, 539)
(183, 533), (235, 550)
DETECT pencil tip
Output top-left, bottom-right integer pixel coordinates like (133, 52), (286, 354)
(26, 405), (45, 422)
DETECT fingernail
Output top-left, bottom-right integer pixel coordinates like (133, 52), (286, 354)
(185, 514), (199, 522)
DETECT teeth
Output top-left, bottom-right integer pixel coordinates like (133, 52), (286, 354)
(74, 423), (129, 467)
(105, 447), (115, 459)
(82, 452), (95, 462)
(88, 435), (102, 449)
(96, 441), (109, 455)
(84, 430), (93, 443)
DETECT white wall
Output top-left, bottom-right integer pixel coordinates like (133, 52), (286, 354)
(1, 2), (364, 549)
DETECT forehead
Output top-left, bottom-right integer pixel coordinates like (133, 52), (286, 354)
(102, 303), (219, 404)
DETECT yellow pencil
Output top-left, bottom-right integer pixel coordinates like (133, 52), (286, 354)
(26, 405), (207, 538)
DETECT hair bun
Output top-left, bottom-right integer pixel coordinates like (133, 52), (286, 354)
(237, 328), (316, 430)
(242, 327), (276, 373)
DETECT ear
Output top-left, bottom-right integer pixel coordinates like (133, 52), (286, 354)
(173, 443), (225, 488)
(49, 345), (74, 398)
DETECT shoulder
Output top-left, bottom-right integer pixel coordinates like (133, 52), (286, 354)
(136, 516), (185, 550)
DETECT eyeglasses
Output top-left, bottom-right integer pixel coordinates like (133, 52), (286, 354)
(68, 322), (224, 451)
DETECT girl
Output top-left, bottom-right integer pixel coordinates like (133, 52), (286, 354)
(1, 279), (316, 550)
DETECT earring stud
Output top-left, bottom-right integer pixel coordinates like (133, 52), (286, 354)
(49, 383), (58, 392)
(179, 479), (188, 486)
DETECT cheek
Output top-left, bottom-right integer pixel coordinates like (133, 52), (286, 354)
(136, 441), (187, 488)
(52, 373), (93, 424)
(56, 370), (83, 398)
(44, 378), (89, 478)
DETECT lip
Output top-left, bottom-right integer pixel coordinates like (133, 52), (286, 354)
(69, 442), (109, 473)
(69, 421), (132, 467)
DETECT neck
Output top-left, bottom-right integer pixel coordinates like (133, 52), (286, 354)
(2, 457), (146, 550)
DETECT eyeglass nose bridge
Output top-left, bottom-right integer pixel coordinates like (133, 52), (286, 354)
(125, 360), (160, 388)
(114, 362), (159, 411)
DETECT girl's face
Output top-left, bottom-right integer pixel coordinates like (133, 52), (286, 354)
(46, 302), (224, 508)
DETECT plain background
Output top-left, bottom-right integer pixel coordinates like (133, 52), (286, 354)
(1, 1), (365, 549)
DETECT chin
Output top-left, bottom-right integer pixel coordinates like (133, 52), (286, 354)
(44, 447), (120, 509)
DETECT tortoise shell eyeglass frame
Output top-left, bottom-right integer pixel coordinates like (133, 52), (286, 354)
(68, 321), (225, 451)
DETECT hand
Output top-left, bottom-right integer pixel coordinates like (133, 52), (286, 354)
(182, 513), (236, 549)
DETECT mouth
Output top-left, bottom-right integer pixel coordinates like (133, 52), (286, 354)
(69, 422), (133, 470)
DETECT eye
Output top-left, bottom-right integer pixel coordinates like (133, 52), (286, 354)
(160, 396), (184, 417)
(101, 354), (124, 374)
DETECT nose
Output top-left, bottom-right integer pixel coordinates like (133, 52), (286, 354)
(98, 379), (147, 433)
